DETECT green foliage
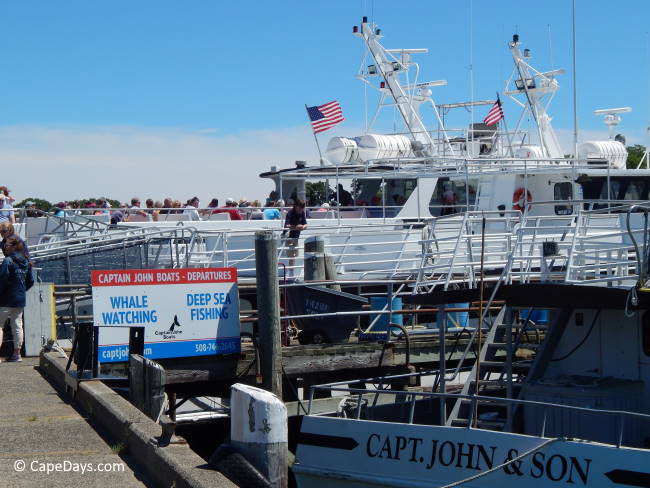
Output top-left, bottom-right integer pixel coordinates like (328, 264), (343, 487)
(305, 182), (334, 206)
(627, 144), (647, 169)
(16, 197), (121, 212)
(15, 198), (52, 212)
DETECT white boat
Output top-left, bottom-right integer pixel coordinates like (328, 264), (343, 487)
(293, 205), (650, 487)
(22, 17), (650, 290)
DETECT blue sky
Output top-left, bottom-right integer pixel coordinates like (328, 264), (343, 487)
(1, 0), (649, 202)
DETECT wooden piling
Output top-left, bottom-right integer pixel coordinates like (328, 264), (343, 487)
(255, 231), (282, 398)
(129, 354), (166, 421)
(324, 254), (341, 291)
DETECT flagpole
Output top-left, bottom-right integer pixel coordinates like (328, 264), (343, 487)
(305, 104), (324, 166)
(496, 93), (515, 157)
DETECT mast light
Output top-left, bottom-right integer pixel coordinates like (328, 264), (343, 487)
(515, 78), (536, 91)
(353, 25), (358, 33)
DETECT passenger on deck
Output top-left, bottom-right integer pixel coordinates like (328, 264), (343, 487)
(0, 189), (15, 224)
(441, 184), (457, 216)
(316, 202), (330, 212)
(266, 191), (279, 207)
(337, 184), (354, 206)
(152, 201), (162, 221)
(145, 199), (156, 218)
(160, 198), (174, 214)
(183, 197), (201, 221)
(23, 201), (40, 218)
(69, 201), (82, 216)
(249, 200), (263, 220)
(128, 198), (148, 218)
(212, 198), (243, 221)
(98, 199), (111, 215)
(53, 202), (66, 218)
(284, 199), (308, 277)
(263, 200), (283, 220)
(204, 198), (219, 216)
(392, 194), (406, 206)
(0, 222), (29, 260)
(110, 207), (125, 226)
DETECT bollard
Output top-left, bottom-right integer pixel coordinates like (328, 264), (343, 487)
(231, 383), (288, 487)
(304, 252), (326, 282)
(255, 231), (282, 397)
(304, 236), (326, 283)
(324, 254), (341, 291)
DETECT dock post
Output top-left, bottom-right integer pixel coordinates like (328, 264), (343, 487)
(129, 354), (166, 421)
(304, 236), (325, 283)
(230, 383), (288, 487)
(324, 254), (341, 291)
(255, 231), (283, 398)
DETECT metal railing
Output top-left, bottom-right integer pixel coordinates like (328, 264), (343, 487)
(308, 374), (650, 449)
(26, 202), (650, 291)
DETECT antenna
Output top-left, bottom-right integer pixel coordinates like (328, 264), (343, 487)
(594, 107), (632, 139)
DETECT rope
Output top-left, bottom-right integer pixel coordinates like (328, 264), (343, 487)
(437, 437), (562, 488)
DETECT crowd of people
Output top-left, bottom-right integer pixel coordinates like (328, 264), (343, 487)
(43, 193), (300, 224)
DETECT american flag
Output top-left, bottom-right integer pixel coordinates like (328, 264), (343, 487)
(307, 101), (344, 134)
(483, 97), (505, 126)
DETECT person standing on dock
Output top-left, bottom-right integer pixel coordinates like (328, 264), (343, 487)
(284, 199), (307, 277)
(0, 236), (33, 362)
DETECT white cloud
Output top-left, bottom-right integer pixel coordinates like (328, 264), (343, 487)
(0, 125), (322, 204)
(2, 123), (644, 205)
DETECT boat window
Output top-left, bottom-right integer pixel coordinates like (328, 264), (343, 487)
(429, 180), (477, 216)
(624, 181), (645, 201)
(643, 312), (650, 357)
(553, 182), (573, 215)
(599, 180), (620, 201)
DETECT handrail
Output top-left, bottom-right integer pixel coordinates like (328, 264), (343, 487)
(306, 383), (650, 448)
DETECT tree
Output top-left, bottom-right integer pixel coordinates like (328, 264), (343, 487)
(626, 144), (647, 169)
(305, 182), (334, 206)
(16, 198), (52, 212)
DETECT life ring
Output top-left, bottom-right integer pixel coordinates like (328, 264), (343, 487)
(512, 188), (533, 211)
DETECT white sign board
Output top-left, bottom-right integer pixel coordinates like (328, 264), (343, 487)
(91, 268), (240, 363)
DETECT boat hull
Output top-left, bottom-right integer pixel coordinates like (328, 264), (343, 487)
(294, 416), (650, 487)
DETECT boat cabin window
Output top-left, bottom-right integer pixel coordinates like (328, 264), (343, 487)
(553, 182), (573, 215)
(624, 181), (646, 201)
(599, 180), (621, 201)
(579, 177), (650, 211)
(429, 179), (477, 216)
(352, 178), (416, 218)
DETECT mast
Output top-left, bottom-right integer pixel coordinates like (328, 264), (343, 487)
(505, 35), (564, 159)
(356, 17), (452, 157)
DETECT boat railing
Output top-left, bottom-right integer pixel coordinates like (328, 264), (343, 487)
(28, 205), (648, 289)
(306, 378), (650, 449)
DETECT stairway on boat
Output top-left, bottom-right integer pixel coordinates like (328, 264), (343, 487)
(445, 305), (558, 430)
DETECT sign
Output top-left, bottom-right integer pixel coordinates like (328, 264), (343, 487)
(296, 416), (650, 488)
(91, 268), (240, 363)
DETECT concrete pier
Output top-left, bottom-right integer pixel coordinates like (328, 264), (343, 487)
(35, 353), (237, 488)
(0, 357), (147, 487)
